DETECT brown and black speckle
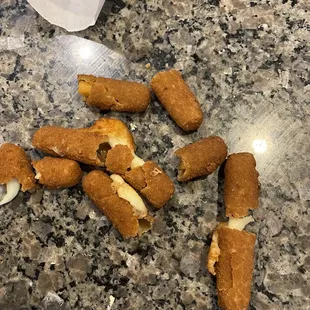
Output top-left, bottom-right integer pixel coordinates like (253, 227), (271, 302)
(0, 0), (309, 309)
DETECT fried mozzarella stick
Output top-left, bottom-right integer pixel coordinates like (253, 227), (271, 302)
(32, 126), (109, 166)
(150, 69), (203, 131)
(32, 157), (83, 189)
(224, 153), (259, 218)
(175, 136), (227, 181)
(207, 219), (256, 310)
(83, 170), (153, 238)
(78, 74), (151, 112)
(0, 143), (36, 205)
(123, 161), (175, 209)
(104, 144), (174, 209)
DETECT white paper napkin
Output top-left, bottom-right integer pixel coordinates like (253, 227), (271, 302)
(27, 0), (106, 32)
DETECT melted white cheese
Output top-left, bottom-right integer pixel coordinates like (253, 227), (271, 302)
(228, 215), (254, 231)
(110, 174), (147, 215)
(0, 178), (20, 206)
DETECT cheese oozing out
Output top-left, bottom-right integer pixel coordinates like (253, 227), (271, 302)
(0, 178), (21, 206)
(227, 215), (254, 231)
(130, 154), (145, 169)
(110, 174), (147, 215)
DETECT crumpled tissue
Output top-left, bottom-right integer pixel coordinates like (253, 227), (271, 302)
(27, 0), (106, 32)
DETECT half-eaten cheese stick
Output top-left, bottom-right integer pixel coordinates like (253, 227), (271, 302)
(82, 170), (153, 238)
(32, 126), (110, 167)
(224, 153), (259, 218)
(33, 118), (136, 168)
(32, 157), (83, 189)
(175, 136), (227, 181)
(79, 117), (136, 152)
(150, 69), (203, 132)
(78, 74), (151, 112)
(207, 218), (256, 310)
(0, 143), (36, 205)
(124, 161), (175, 209)
(104, 144), (175, 209)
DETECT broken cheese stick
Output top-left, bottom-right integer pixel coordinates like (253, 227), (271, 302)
(82, 170), (153, 238)
(79, 117), (135, 152)
(0, 143), (36, 197)
(207, 220), (256, 310)
(81, 117), (144, 169)
(78, 74), (151, 112)
(32, 157), (83, 189)
(32, 126), (109, 166)
(105, 145), (175, 209)
(32, 119), (142, 170)
(150, 69), (203, 132)
(224, 153), (259, 218)
(175, 136), (227, 181)
(124, 161), (175, 209)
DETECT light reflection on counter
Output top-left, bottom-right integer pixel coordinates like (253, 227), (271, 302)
(252, 139), (268, 153)
(78, 46), (92, 59)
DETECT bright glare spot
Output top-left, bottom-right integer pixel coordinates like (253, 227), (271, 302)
(78, 46), (92, 59)
(252, 139), (268, 153)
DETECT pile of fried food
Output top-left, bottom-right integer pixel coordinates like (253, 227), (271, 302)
(0, 69), (259, 310)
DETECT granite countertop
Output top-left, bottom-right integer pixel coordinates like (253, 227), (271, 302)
(0, 0), (309, 309)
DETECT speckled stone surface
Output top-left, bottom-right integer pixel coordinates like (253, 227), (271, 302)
(0, 0), (309, 309)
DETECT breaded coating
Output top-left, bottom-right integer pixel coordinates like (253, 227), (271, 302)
(105, 145), (134, 175)
(124, 161), (175, 209)
(82, 170), (153, 238)
(175, 136), (227, 181)
(0, 143), (36, 192)
(150, 69), (203, 132)
(208, 226), (256, 310)
(207, 225), (222, 276)
(32, 126), (109, 167)
(224, 153), (259, 218)
(123, 165), (146, 190)
(78, 74), (150, 112)
(32, 157), (82, 189)
(80, 117), (135, 151)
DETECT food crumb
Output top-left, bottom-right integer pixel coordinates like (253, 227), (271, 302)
(145, 63), (151, 69)
(107, 295), (115, 310)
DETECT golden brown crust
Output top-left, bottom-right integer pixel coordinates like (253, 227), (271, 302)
(78, 74), (150, 112)
(207, 228), (220, 276)
(32, 126), (109, 167)
(78, 74), (96, 84)
(82, 170), (153, 238)
(80, 117), (135, 152)
(150, 69), (203, 132)
(0, 143), (36, 192)
(123, 165), (146, 190)
(105, 145), (134, 175)
(32, 157), (83, 189)
(124, 161), (175, 209)
(175, 136), (227, 181)
(224, 153), (259, 218)
(215, 226), (256, 310)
